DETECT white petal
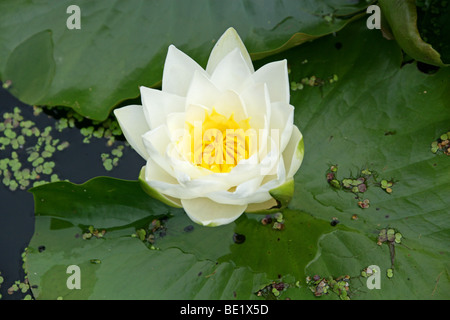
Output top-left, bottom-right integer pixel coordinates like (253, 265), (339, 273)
(166, 112), (186, 138)
(239, 83), (271, 163)
(168, 154), (212, 179)
(139, 166), (182, 208)
(282, 125), (304, 179)
(142, 125), (174, 176)
(140, 86), (185, 130)
(198, 153), (260, 187)
(258, 153), (286, 191)
(206, 27), (254, 75)
(210, 48), (253, 92)
(240, 82), (271, 130)
(144, 158), (216, 200)
(144, 144), (231, 199)
(258, 141), (284, 178)
(113, 105), (150, 160)
(214, 90), (248, 122)
(245, 198), (278, 212)
(145, 157), (178, 185)
(177, 175), (230, 197)
(144, 159), (198, 199)
(142, 125), (170, 156)
(181, 197), (247, 226)
(162, 45), (208, 96)
(270, 102), (294, 152)
(185, 103), (209, 124)
(186, 149), (274, 194)
(247, 60), (289, 103)
(185, 71), (222, 109)
(225, 155), (286, 205)
(206, 176), (268, 205)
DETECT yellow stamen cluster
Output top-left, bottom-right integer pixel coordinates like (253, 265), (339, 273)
(185, 109), (253, 173)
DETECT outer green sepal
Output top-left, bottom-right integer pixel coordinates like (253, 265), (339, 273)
(269, 178), (295, 208)
(245, 179), (295, 214)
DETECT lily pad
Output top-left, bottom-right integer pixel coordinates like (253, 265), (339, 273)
(28, 177), (335, 299)
(281, 20), (449, 298)
(0, 0), (371, 121)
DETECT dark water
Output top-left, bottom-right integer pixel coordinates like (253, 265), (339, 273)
(0, 86), (144, 299)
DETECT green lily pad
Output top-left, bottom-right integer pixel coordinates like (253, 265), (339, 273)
(278, 20), (449, 298)
(30, 177), (173, 229)
(3, 30), (56, 104)
(28, 177), (337, 299)
(0, 0), (371, 121)
(28, 215), (274, 299)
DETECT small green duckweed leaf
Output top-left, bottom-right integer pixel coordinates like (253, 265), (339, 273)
(430, 131), (450, 155)
(136, 229), (146, 241)
(387, 268), (394, 279)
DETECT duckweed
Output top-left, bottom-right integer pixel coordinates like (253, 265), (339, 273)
(290, 73), (339, 91)
(430, 131), (450, 155)
(256, 281), (288, 299)
(306, 274), (351, 300)
(0, 107), (66, 190)
(326, 164), (397, 210)
(1, 104), (127, 191)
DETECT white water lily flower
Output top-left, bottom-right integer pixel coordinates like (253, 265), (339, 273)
(114, 27), (304, 226)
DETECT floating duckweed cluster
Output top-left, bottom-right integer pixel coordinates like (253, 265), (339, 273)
(290, 74), (338, 91)
(52, 108), (122, 146)
(0, 107), (67, 190)
(101, 145), (125, 171)
(260, 212), (285, 230)
(6, 279), (31, 298)
(82, 225), (106, 240)
(326, 164), (396, 210)
(0, 104), (129, 192)
(256, 280), (288, 299)
(0, 271), (3, 299)
(306, 274), (351, 300)
(78, 117), (123, 146)
(306, 275), (329, 297)
(377, 228), (403, 246)
(361, 264), (395, 281)
(377, 227), (403, 278)
(2, 249), (32, 300)
(430, 131), (450, 155)
(361, 266), (377, 278)
(132, 218), (167, 250)
(380, 179), (394, 194)
(50, 106), (127, 171)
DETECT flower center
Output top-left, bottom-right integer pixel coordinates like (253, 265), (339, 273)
(185, 109), (254, 173)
